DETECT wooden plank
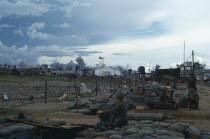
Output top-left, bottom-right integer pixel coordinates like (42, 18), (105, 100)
(5, 118), (81, 130)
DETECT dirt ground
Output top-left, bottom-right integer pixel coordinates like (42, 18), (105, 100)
(15, 83), (210, 130)
(1, 76), (210, 130)
(17, 102), (99, 125)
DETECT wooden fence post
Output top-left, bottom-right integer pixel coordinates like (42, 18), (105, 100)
(121, 78), (123, 90)
(75, 80), (77, 97)
(45, 79), (47, 104)
(110, 77), (112, 93)
(96, 77), (98, 96)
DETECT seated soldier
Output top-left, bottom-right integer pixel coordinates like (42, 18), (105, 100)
(159, 88), (169, 102)
(188, 84), (199, 110)
(96, 90), (128, 129)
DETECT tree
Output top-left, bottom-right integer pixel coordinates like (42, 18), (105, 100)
(138, 66), (145, 74)
(75, 65), (80, 71)
(155, 65), (161, 70)
(128, 69), (133, 73)
(3, 63), (7, 68)
(42, 64), (48, 69)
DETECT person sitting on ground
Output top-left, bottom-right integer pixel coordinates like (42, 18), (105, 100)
(159, 88), (169, 102)
(96, 90), (128, 129)
(188, 83), (199, 110)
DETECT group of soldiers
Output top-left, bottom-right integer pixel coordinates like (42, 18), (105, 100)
(95, 73), (199, 130)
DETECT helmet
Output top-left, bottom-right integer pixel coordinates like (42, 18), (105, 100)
(115, 90), (125, 100)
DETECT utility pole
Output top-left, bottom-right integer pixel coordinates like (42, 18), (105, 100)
(192, 50), (195, 85)
(95, 77), (98, 96)
(183, 41), (186, 77)
(192, 50), (195, 73)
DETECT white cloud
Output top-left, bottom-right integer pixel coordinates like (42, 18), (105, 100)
(0, 0), (51, 19)
(14, 29), (23, 36)
(0, 24), (14, 28)
(0, 41), (78, 65)
(55, 22), (71, 28)
(59, 0), (91, 17)
(27, 22), (51, 40)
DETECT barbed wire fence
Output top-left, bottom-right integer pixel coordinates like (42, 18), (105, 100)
(0, 75), (144, 108)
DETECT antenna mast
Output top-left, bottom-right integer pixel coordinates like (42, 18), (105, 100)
(184, 41), (185, 64)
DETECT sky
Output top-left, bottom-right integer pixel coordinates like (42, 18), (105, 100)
(0, 0), (210, 70)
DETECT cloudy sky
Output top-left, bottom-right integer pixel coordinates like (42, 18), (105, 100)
(0, 0), (210, 70)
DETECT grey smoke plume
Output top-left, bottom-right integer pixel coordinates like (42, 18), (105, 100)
(19, 61), (33, 69)
(76, 56), (86, 69)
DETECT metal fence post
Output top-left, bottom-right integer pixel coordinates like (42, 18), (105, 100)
(45, 79), (47, 104)
(121, 78), (123, 90)
(96, 77), (98, 96)
(75, 80), (77, 97)
(110, 77), (112, 93)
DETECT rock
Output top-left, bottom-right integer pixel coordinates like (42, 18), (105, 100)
(127, 121), (138, 126)
(33, 118), (49, 125)
(124, 133), (143, 138)
(155, 130), (169, 136)
(200, 135), (210, 139)
(0, 122), (14, 128)
(157, 135), (184, 139)
(138, 129), (154, 135)
(0, 118), (6, 124)
(153, 121), (160, 127)
(124, 138), (143, 139)
(138, 120), (154, 124)
(109, 134), (123, 139)
(125, 127), (140, 134)
(120, 126), (133, 131)
(0, 123), (37, 136)
(143, 136), (157, 139)
(159, 122), (171, 128)
(85, 132), (99, 138)
(89, 104), (100, 110)
(128, 112), (165, 121)
(0, 127), (14, 136)
(168, 122), (190, 132)
(167, 130), (184, 137)
(104, 130), (119, 137)
(114, 127), (121, 131)
(185, 126), (201, 139)
(94, 137), (109, 139)
(16, 123), (37, 131)
(48, 119), (66, 126)
(70, 108), (91, 114)
(135, 124), (154, 128)
(155, 129), (184, 137)
(78, 130), (101, 138)
(141, 127), (153, 131)
(77, 131), (86, 137)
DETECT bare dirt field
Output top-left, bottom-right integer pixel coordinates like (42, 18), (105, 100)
(1, 76), (210, 130)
